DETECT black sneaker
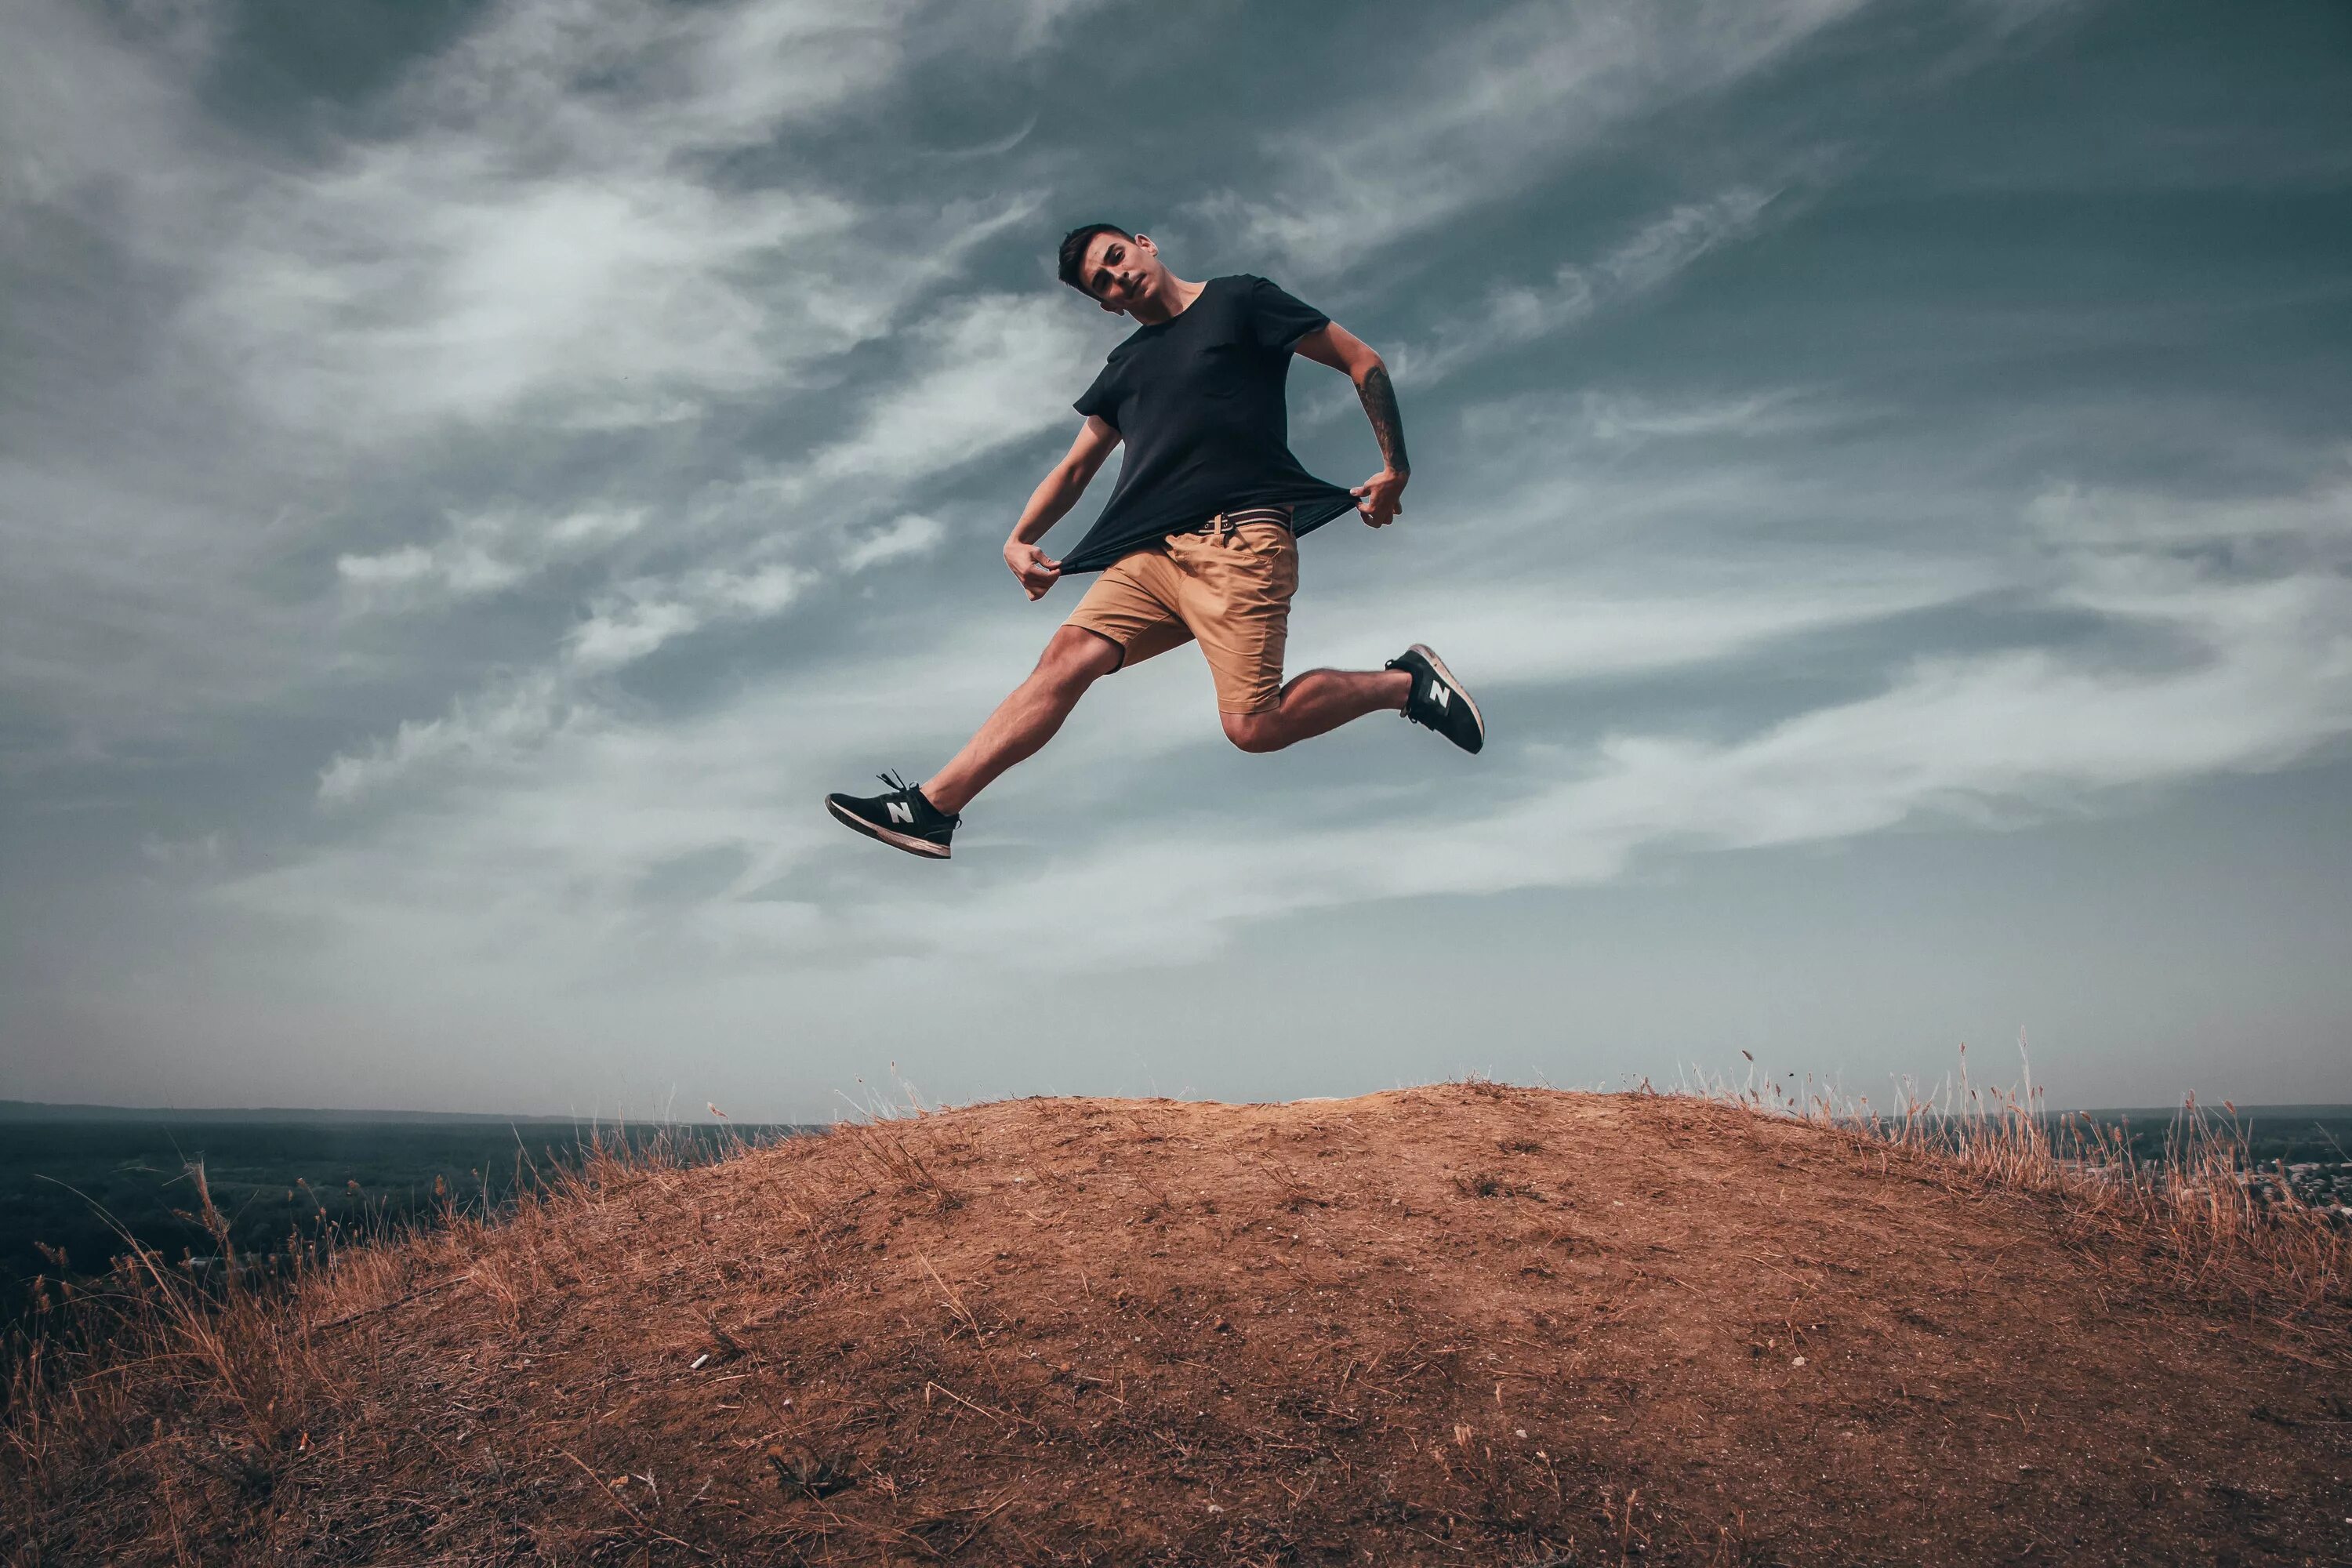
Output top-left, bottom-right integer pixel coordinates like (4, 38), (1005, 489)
(1388, 643), (1485, 754)
(825, 771), (959, 859)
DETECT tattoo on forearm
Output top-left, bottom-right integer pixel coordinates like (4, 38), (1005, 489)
(1357, 364), (1409, 475)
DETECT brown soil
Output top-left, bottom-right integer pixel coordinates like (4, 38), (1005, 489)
(13, 1086), (2352, 1566)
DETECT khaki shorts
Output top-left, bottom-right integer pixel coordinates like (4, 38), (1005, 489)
(1063, 508), (1298, 714)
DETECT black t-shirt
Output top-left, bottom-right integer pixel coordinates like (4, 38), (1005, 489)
(1057, 274), (1359, 574)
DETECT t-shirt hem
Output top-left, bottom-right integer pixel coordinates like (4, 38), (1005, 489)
(1056, 486), (1357, 575)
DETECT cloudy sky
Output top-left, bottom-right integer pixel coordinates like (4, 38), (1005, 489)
(5, 0), (2348, 1120)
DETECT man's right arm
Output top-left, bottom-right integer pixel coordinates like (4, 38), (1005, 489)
(1004, 416), (1121, 601)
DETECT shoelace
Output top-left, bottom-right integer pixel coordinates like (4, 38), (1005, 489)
(876, 769), (958, 825)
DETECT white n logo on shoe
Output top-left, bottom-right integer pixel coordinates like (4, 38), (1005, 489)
(1428, 681), (1449, 710)
(886, 800), (915, 825)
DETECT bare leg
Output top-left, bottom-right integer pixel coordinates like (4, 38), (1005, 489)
(1221, 666), (1411, 754)
(923, 625), (1124, 814)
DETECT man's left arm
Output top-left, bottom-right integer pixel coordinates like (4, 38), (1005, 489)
(1294, 323), (1408, 528)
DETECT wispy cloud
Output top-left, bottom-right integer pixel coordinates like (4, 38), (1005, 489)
(842, 514), (949, 572)
(2026, 470), (2352, 550)
(337, 508), (647, 608)
(317, 670), (579, 806)
(311, 282), (1101, 800)
(564, 564), (811, 674)
(1198, 0), (1867, 278)
(799, 295), (1102, 489)
(1391, 187), (1789, 390)
(0, 0), (1087, 766)
(183, 1), (1044, 441)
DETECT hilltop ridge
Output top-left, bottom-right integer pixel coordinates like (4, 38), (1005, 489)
(8, 1084), (2348, 1565)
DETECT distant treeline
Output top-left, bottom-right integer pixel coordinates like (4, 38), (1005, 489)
(2003, 1107), (2352, 1168)
(0, 1114), (815, 1335)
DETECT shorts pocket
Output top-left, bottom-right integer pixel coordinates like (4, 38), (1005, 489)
(1224, 518), (1279, 546)
(1239, 524), (1294, 564)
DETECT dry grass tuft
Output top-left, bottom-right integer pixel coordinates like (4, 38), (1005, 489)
(1690, 1045), (2352, 1319)
(2, 1121), (776, 1564)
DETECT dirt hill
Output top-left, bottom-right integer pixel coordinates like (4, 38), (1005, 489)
(9, 1084), (2350, 1566)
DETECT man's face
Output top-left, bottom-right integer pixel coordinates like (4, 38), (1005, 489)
(1077, 231), (1166, 315)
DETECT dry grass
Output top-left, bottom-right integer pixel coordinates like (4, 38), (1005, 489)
(3, 1122), (774, 1563)
(1693, 1044), (2352, 1320)
(3, 1075), (2346, 1566)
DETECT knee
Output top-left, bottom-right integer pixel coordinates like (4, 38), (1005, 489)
(1222, 711), (1286, 753)
(1035, 655), (1095, 696)
(1036, 630), (1117, 692)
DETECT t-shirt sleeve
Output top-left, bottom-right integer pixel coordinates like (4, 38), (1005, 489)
(1073, 361), (1120, 430)
(1245, 275), (1331, 352)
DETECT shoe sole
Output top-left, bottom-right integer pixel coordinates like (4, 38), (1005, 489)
(1407, 642), (1486, 753)
(826, 797), (952, 859)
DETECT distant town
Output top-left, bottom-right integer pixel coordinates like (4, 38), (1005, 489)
(2254, 1159), (2352, 1218)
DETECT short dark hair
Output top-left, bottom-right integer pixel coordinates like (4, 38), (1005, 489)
(1057, 223), (1132, 293)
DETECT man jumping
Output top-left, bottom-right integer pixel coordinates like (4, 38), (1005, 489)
(825, 224), (1485, 859)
